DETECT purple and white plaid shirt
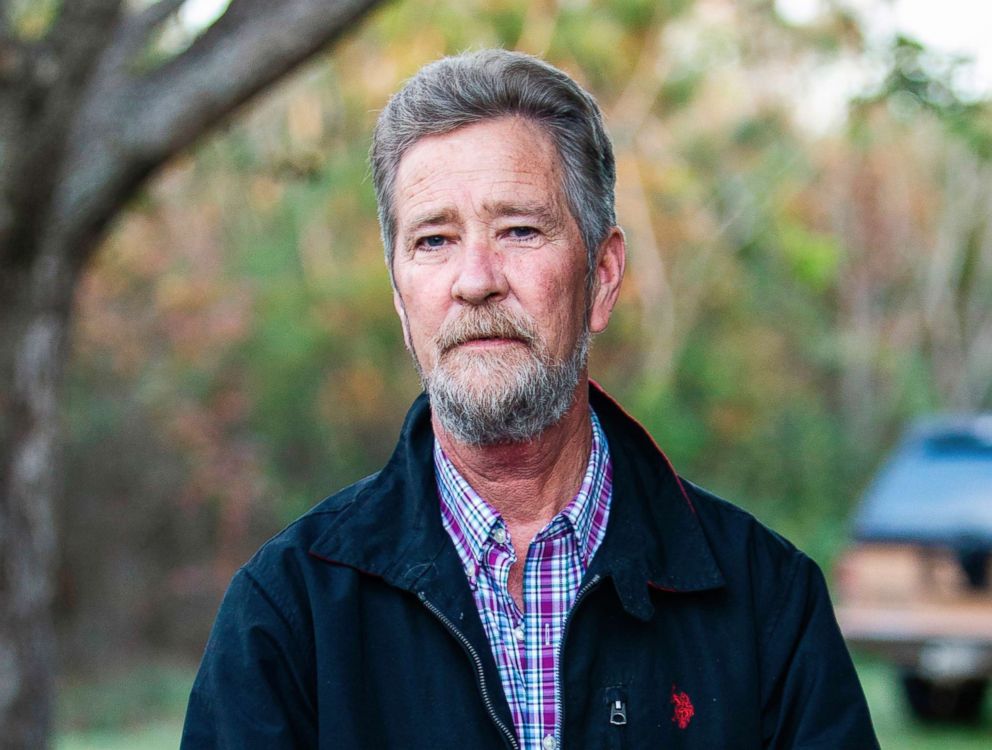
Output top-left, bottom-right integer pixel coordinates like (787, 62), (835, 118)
(435, 409), (613, 750)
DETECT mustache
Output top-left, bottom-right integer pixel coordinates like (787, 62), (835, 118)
(434, 306), (537, 355)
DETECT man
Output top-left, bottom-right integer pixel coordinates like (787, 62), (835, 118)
(182, 50), (878, 749)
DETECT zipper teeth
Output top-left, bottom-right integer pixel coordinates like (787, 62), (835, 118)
(555, 573), (603, 750)
(419, 592), (520, 750)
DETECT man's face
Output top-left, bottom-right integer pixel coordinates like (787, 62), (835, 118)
(390, 116), (620, 444)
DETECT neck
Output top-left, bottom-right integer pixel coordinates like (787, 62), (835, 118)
(433, 379), (593, 529)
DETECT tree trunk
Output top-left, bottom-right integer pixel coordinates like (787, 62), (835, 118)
(0, 244), (76, 749)
(0, 2), (386, 744)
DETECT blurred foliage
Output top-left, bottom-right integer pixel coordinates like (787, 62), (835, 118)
(855, 36), (992, 159)
(60, 0), (992, 674)
(6, 0), (59, 39)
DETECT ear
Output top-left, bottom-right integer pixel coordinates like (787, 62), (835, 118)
(588, 227), (626, 334)
(393, 288), (413, 350)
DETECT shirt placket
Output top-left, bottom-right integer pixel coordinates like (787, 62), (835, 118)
(482, 528), (527, 732)
(434, 410), (612, 750)
(522, 525), (578, 750)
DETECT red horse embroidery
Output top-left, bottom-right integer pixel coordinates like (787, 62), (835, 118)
(671, 685), (695, 730)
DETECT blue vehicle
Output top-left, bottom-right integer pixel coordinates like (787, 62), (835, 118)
(835, 415), (992, 722)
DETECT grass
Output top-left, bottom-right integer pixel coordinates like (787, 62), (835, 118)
(56, 662), (194, 750)
(55, 657), (990, 748)
(854, 656), (991, 749)
(57, 720), (186, 750)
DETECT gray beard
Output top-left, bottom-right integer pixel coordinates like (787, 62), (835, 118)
(422, 328), (589, 446)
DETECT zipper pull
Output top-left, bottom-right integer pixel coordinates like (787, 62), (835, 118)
(610, 699), (627, 726)
(606, 687), (627, 726)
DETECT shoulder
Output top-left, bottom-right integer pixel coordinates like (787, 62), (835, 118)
(677, 479), (829, 630)
(229, 473), (381, 613)
(681, 478), (810, 572)
(248, 472), (377, 563)
(675, 485), (878, 744)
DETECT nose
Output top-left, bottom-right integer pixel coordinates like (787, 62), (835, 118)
(451, 237), (508, 305)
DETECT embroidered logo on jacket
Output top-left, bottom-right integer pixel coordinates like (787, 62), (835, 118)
(671, 685), (695, 730)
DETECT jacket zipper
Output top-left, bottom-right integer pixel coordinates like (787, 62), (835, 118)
(555, 573), (603, 749)
(606, 686), (627, 750)
(607, 687), (627, 725)
(418, 592), (519, 750)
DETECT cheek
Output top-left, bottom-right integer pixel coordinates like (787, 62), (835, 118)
(396, 290), (452, 357)
(395, 268), (446, 319)
(543, 259), (587, 311)
(528, 271), (586, 348)
(404, 304), (436, 342)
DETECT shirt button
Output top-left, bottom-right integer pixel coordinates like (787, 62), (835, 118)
(542, 735), (557, 750)
(512, 626), (525, 642)
(491, 527), (507, 544)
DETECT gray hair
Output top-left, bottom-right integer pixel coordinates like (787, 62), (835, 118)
(370, 49), (617, 288)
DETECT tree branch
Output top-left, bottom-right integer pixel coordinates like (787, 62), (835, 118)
(45, 0), (124, 82)
(0, 1), (130, 267)
(46, 0), (385, 265)
(128, 0), (382, 154)
(108, 0), (187, 73)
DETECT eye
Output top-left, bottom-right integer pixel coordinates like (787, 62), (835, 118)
(415, 234), (447, 251)
(506, 226), (539, 240)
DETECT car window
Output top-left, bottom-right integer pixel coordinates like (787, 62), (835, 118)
(854, 423), (992, 545)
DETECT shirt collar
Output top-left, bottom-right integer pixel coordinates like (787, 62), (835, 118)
(435, 440), (502, 584)
(435, 409), (612, 582)
(308, 385), (725, 619)
(543, 409), (612, 566)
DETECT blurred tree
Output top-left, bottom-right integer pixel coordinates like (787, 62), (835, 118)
(0, 0), (383, 746)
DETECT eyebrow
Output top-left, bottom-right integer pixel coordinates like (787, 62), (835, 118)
(483, 200), (561, 227)
(402, 208), (460, 237)
(400, 199), (563, 239)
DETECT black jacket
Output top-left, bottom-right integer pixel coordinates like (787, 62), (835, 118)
(182, 385), (878, 749)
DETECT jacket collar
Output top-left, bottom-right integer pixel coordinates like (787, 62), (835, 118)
(309, 383), (725, 621)
(584, 383), (725, 619)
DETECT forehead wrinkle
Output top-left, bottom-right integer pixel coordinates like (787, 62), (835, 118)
(400, 180), (562, 234)
(394, 119), (569, 240)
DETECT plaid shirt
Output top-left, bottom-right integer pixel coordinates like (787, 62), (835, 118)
(435, 410), (613, 750)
